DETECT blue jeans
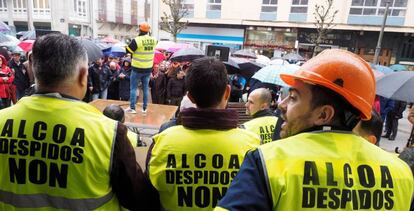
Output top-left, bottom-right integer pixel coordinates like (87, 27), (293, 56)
(92, 88), (108, 100)
(130, 68), (151, 110)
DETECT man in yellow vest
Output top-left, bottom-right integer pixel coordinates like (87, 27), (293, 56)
(216, 49), (414, 210)
(242, 88), (280, 144)
(126, 22), (157, 114)
(147, 57), (260, 210)
(0, 33), (157, 210)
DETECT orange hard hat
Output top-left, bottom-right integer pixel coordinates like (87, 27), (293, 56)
(280, 49), (375, 120)
(139, 22), (151, 32)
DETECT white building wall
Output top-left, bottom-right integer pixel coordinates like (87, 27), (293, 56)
(123, 0), (131, 24)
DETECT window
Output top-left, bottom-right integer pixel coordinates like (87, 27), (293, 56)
(0, 0), (7, 12)
(349, 0), (407, 17)
(181, 0), (194, 11)
(13, 0), (26, 13)
(207, 0), (221, 11)
(262, 0), (277, 13)
(33, 0), (50, 16)
(291, 0), (308, 13)
(74, 0), (87, 17)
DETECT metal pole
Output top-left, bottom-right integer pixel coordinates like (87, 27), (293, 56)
(373, 1), (390, 65)
(27, 0), (34, 31)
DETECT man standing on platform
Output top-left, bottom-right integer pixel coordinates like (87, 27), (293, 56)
(126, 22), (157, 114)
(241, 88), (280, 144)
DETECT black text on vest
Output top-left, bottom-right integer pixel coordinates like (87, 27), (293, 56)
(1, 119), (86, 188)
(165, 153), (240, 208)
(301, 161), (394, 210)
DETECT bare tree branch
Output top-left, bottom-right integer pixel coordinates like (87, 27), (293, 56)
(160, 0), (189, 42)
(312, 0), (338, 57)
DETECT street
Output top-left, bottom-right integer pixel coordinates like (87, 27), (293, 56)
(380, 108), (412, 153)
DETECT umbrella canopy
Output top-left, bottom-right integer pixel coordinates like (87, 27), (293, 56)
(96, 42), (111, 51)
(103, 45), (126, 57)
(376, 71), (414, 102)
(224, 58), (240, 74)
(389, 64), (407, 72)
(154, 50), (166, 65)
(170, 47), (204, 62)
(0, 34), (18, 43)
(79, 39), (103, 63)
(371, 64), (394, 74)
(101, 36), (120, 44)
(282, 52), (304, 61)
(232, 49), (257, 59)
(229, 57), (264, 79)
(256, 55), (270, 66)
(167, 43), (191, 53)
(156, 41), (175, 51)
(0, 21), (11, 33)
(269, 58), (285, 65)
(373, 69), (384, 79)
(252, 64), (300, 87)
(18, 39), (35, 52)
(19, 30), (36, 40)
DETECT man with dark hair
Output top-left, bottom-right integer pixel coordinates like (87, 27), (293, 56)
(103, 104), (126, 122)
(216, 49), (413, 210)
(147, 57), (260, 210)
(126, 22), (157, 114)
(0, 33), (156, 210)
(241, 88), (280, 144)
(353, 110), (383, 145)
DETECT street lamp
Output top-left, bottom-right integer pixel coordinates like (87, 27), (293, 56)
(373, 1), (391, 65)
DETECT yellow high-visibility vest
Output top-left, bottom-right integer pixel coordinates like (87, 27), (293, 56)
(148, 126), (260, 211)
(130, 35), (157, 69)
(0, 95), (121, 210)
(259, 131), (414, 211)
(242, 116), (278, 144)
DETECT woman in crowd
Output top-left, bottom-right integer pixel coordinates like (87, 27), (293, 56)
(0, 54), (14, 109)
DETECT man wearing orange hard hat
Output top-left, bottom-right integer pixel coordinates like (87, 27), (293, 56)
(215, 49), (414, 211)
(126, 22), (157, 114)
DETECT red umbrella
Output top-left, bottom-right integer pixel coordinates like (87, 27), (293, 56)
(18, 40), (35, 52)
(154, 50), (165, 65)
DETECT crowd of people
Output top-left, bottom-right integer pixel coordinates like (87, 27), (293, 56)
(1, 24), (414, 211)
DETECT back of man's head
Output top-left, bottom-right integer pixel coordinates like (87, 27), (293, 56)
(354, 110), (383, 145)
(32, 33), (87, 88)
(103, 104), (125, 123)
(185, 57), (227, 108)
(252, 88), (272, 108)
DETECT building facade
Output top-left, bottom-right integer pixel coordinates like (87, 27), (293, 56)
(0, 0), (148, 41)
(159, 0), (414, 65)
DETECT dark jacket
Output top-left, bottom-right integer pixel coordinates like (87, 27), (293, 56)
(380, 97), (395, 120)
(107, 67), (119, 100)
(392, 100), (407, 119)
(88, 63), (113, 93)
(118, 65), (132, 100)
(9, 59), (29, 92)
(167, 77), (185, 99)
(150, 72), (167, 104)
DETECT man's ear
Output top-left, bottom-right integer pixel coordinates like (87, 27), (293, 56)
(223, 85), (231, 102)
(367, 135), (377, 145)
(78, 66), (88, 88)
(314, 105), (335, 126)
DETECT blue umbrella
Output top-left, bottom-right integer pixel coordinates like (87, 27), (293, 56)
(389, 64), (407, 72)
(103, 45), (126, 57)
(370, 64), (394, 74)
(0, 21), (11, 33)
(252, 64), (300, 87)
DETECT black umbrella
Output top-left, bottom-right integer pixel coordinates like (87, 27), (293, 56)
(283, 52), (304, 61)
(232, 49), (257, 59)
(79, 39), (103, 63)
(223, 58), (240, 74)
(170, 47), (204, 62)
(227, 57), (263, 79)
(376, 71), (414, 102)
(96, 42), (111, 51)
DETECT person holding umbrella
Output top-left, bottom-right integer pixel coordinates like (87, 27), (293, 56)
(125, 22), (157, 114)
(216, 49), (413, 210)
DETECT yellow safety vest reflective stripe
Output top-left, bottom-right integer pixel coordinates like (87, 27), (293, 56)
(132, 35), (157, 69)
(0, 95), (121, 210)
(259, 131), (414, 211)
(242, 116), (278, 144)
(148, 126), (260, 211)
